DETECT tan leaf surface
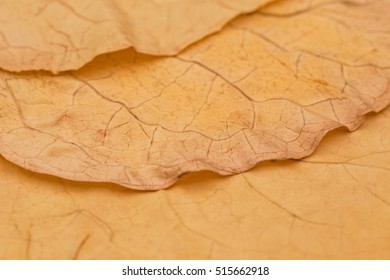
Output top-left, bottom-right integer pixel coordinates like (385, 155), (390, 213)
(0, 0), (275, 73)
(1, 104), (389, 259)
(1, 0), (390, 190)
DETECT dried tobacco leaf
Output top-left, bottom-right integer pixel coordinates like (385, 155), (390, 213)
(1, 105), (389, 259)
(0, 0), (389, 190)
(0, 0), (275, 73)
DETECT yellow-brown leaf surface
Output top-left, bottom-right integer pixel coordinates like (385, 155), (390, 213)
(0, 105), (389, 259)
(0, 0), (390, 260)
(0, 0), (275, 72)
(1, 0), (389, 189)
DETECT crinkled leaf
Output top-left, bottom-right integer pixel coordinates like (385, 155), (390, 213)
(0, 0), (275, 72)
(0, 105), (389, 259)
(0, 0), (390, 189)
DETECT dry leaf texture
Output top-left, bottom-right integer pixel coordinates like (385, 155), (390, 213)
(1, 106), (389, 259)
(1, 0), (390, 190)
(0, 0), (275, 72)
